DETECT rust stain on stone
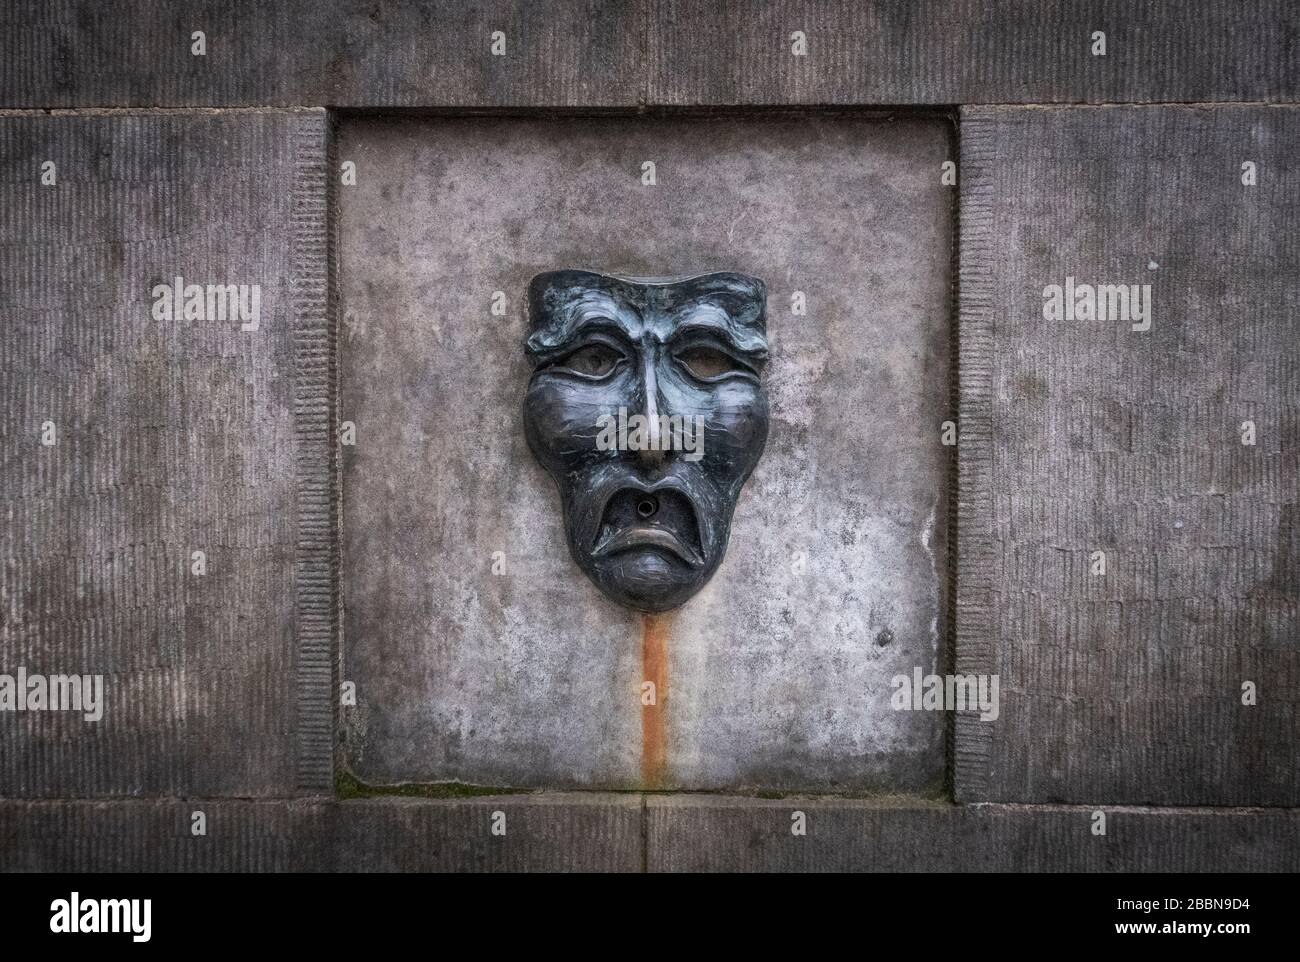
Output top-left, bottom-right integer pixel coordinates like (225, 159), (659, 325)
(641, 612), (671, 787)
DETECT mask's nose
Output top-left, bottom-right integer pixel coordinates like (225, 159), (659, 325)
(637, 342), (666, 468)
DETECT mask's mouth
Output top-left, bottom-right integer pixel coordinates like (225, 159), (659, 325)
(591, 486), (704, 567)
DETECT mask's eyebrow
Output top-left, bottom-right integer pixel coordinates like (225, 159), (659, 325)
(525, 291), (639, 358)
(666, 302), (769, 360)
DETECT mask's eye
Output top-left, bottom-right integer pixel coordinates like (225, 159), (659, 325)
(677, 346), (745, 380)
(559, 343), (621, 378)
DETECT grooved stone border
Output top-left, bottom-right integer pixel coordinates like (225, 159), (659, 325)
(0, 797), (1294, 872)
(953, 109), (996, 801)
(291, 111), (335, 793)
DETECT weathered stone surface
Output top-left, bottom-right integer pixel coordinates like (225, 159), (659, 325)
(0, 795), (643, 872)
(338, 115), (953, 791)
(647, 1), (1300, 106)
(2, 796), (1294, 871)
(645, 796), (1300, 872)
(3, 1), (1295, 109)
(956, 105), (1300, 806)
(0, 110), (331, 796)
(330, 794), (643, 872)
(0, 800), (328, 872)
(0, 0), (644, 108)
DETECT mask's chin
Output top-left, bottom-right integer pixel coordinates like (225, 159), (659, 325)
(590, 552), (702, 612)
(575, 486), (714, 612)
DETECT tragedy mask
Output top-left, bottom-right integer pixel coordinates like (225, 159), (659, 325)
(522, 270), (770, 612)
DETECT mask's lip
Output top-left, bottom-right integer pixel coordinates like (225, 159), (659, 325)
(592, 525), (704, 568)
(590, 479), (705, 566)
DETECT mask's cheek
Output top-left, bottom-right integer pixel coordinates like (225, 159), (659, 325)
(701, 384), (770, 472)
(523, 376), (617, 472)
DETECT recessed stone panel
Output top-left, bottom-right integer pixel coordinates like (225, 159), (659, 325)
(339, 115), (953, 791)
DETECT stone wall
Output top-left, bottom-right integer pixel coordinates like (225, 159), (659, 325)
(1, 1), (1296, 871)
